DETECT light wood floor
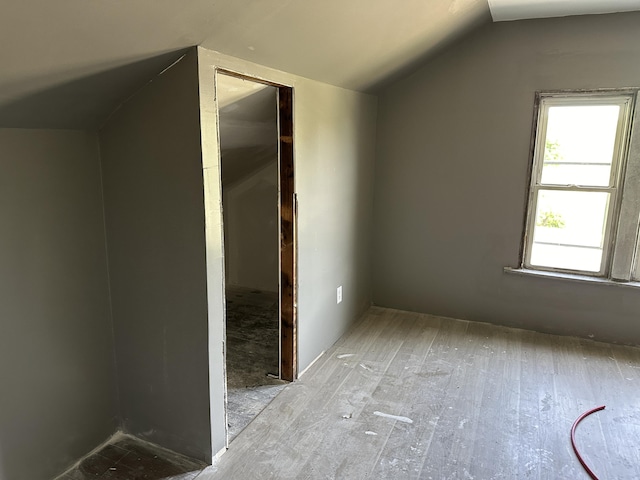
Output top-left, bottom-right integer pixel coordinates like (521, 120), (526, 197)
(198, 306), (640, 479)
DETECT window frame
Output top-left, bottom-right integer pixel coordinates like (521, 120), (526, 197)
(522, 89), (640, 280)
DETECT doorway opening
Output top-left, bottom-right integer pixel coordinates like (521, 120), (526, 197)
(215, 71), (296, 442)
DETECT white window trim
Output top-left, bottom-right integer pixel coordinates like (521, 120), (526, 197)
(615, 93), (640, 281)
(521, 89), (640, 281)
(504, 266), (640, 288)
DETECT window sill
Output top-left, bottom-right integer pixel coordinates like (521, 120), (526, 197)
(503, 267), (640, 289)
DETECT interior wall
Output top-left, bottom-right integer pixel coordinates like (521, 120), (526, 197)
(222, 159), (279, 292)
(99, 49), (212, 461)
(197, 47), (378, 456)
(373, 12), (640, 344)
(0, 129), (117, 480)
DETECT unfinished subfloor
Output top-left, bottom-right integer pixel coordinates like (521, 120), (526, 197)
(225, 286), (287, 440)
(199, 306), (640, 479)
(55, 433), (206, 480)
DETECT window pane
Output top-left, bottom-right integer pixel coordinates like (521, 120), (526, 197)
(541, 105), (620, 187)
(540, 164), (612, 186)
(530, 190), (609, 272)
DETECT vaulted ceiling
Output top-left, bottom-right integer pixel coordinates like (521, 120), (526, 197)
(217, 74), (279, 187)
(1, 0), (638, 129)
(489, 0), (640, 21)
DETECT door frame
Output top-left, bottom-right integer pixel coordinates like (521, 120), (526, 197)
(215, 68), (298, 382)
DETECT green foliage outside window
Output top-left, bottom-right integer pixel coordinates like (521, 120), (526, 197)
(544, 140), (562, 162)
(539, 140), (566, 228)
(537, 210), (566, 228)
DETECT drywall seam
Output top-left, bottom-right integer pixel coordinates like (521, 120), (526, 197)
(195, 48), (229, 461)
(99, 52), (189, 131)
(96, 132), (122, 428)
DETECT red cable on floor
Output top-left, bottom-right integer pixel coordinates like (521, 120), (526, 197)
(570, 405), (606, 480)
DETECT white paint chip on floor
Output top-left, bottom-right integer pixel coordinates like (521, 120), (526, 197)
(201, 306), (640, 479)
(337, 353), (355, 359)
(373, 411), (414, 424)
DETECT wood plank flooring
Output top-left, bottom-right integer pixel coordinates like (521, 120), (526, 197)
(225, 286), (286, 440)
(197, 306), (640, 480)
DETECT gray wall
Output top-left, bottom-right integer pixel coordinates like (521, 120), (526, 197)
(0, 129), (117, 480)
(223, 160), (279, 292)
(99, 50), (212, 461)
(197, 47), (378, 455)
(373, 12), (640, 345)
(293, 81), (378, 368)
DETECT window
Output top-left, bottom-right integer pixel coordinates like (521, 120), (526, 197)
(522, 90), (640, 281)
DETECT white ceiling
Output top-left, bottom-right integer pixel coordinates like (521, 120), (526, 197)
(200, 0), (489, 93)
(489, 0), (640, 21)
(217, 75), (273, 111)
(217, 74), (279, 186)
(0, 0), (638, 128)
(217, 74), (277, 151)
(0, 0), (489, 128)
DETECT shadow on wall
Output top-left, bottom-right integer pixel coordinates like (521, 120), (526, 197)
(221, 145), (277, 186)
(365, 7), (491, 93)
(0, 445), (5, 480)
(0, 48), (189, 130)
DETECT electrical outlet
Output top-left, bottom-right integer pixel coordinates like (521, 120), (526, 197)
(337, 286), (343, 304)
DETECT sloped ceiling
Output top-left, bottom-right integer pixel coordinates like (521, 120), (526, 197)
(1, 0), (638, 128)
(0, 0), (221, 129)
(199, 0), (490, 93)
(0, 0), (489, 129)
(489, 0), (640, 21)
(217, 74), (279, 187)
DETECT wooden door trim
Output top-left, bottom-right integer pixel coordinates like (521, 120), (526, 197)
(278, 86), (296, 381)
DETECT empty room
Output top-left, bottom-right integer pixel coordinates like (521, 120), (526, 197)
(2, 1), (640, 479)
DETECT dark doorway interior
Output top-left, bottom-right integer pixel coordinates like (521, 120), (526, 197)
(217, 72), (296, 441)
